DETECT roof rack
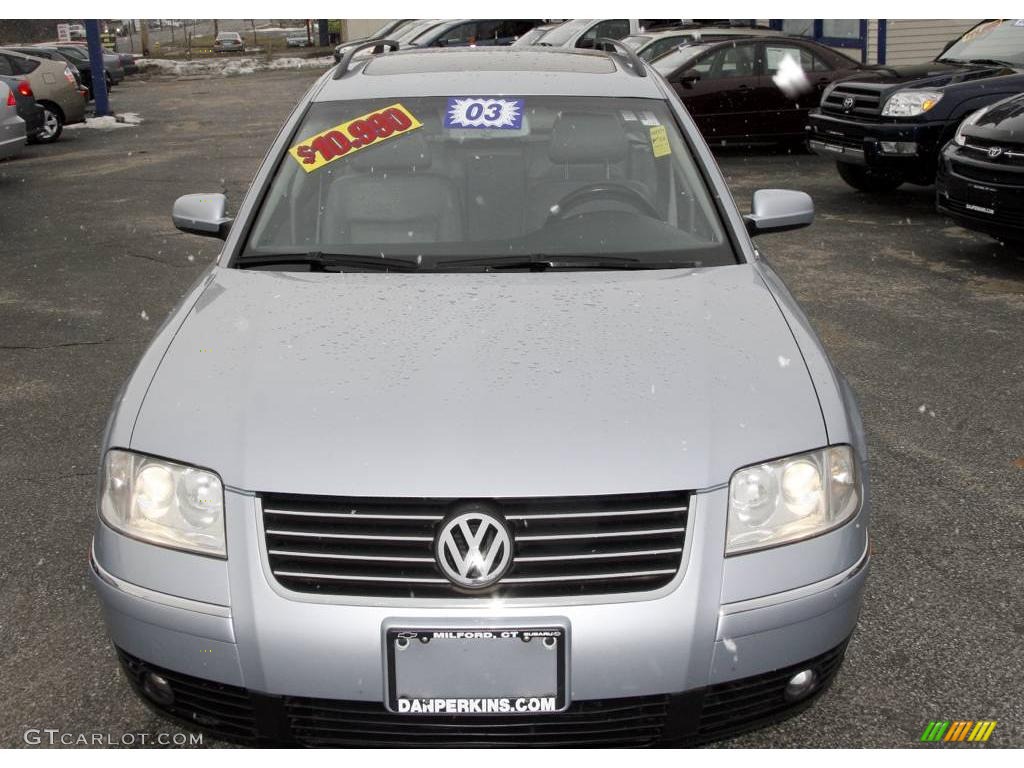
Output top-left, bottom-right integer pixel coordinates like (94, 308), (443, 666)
(333, 39), (400, 80)
(596, 37), (647, 77)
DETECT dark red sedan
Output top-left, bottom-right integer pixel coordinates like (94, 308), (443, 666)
(652, 36), (861, 145)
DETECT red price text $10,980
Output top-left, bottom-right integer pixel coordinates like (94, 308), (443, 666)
(288, 104), (422, 173)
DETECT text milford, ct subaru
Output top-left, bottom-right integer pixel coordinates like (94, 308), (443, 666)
(92, 43), (870, 746)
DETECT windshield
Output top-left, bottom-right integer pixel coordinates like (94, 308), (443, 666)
(370, 19), (408, 39)
(651, 43), (712, 74)
(938, 19), (1024, 66)
(243, 96), (733, 270)
(620, 35), (652, 49)
(400, 20), (446, 44)
(58, 46), (87, 62)
(514, 26), (553, 46)
(536, 19), (592, 47)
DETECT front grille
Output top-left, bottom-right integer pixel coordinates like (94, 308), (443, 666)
(117, 650), (259, 743)
(961, 139), (1024, 166)
(285, 695), (670, 747)
(695, 642), (847, 742)
(950, 156), (1024, 186)
(821, 84), (884, 120)
(262, 491), (689, 599)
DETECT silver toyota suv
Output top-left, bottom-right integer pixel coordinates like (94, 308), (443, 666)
(92, 42), (870, 746)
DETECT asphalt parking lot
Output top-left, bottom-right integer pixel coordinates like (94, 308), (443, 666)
(1, 67), (1021, 748)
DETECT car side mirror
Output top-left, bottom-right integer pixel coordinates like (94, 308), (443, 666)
(576, 37), (596, 49)
(744, 189), (814, 236)
(678, 69), (700, 88)
(172, 193), (233, 240)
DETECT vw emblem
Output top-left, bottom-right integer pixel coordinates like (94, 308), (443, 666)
(435, 507), (512, 589)
(841, 96), (856, 111)
(988, 146), (1004, 159)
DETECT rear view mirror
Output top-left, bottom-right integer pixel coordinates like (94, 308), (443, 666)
(679, 69), (701, 87)
(172, 193), (233, 239)
(744, 189), (814, 236)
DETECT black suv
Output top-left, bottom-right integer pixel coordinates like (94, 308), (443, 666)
(808, 20), (1024, 193)
(936, 92), (1024, 244)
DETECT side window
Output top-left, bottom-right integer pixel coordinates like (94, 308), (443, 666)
(811, 51), (834, 71)
(436, 22), (477, 46)
(701, 44), (758, 79)
(14, 56), (39, 75)
(579, 19), (629, 47)
(765, 44), (829, 74)
(0, 56), (14, 76)
(647, 38), (681, 60)
(474, 21), (501, 43)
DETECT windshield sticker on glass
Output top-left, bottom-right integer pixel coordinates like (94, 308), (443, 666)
(638, 110), (661, 127)
(288, 103), (423, 173)
(445, 97), (524, 129)
(620, 110), (638, 122)
(650, 125), (671, 158)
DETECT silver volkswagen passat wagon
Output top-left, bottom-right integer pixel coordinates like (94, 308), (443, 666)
(92, 43), (870, 746)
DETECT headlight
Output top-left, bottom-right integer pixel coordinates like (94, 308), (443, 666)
(954, 105), (993, 146)
(881, 90), (943, 117)
(727, 446), (859, 555)
(100, 449), (226, 557)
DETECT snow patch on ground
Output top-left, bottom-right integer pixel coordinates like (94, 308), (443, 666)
(66, 112), (144, 130)
(138, 56), (333, 78)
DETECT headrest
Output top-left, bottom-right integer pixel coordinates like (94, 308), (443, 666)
(549, 112), (628, 164)
(351, 133), (432, 171)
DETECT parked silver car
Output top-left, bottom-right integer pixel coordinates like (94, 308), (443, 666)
(93, 46), (870, 746)
(0, 80), (26, 160)
(213, 32), (245, 54)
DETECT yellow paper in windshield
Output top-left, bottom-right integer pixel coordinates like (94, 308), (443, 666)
(288, 103), (423, 173)
(650, 125), (671, 158)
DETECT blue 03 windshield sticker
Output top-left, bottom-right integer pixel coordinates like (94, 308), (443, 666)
(445, 97), (524, 129)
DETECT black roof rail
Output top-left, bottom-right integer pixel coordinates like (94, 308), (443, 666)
(596, 37), (647, 77)
(333, 39), (400, 80)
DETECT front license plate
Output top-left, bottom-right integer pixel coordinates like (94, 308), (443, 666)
(385, 627), (567, 714)
(965, 183), (997, 215)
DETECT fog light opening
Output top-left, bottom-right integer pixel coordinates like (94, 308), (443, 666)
(784, 669), (817, 702)
(141, 671), (175, 707)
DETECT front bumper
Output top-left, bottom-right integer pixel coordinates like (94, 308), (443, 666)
(936, 142), (1024, 242)
(808, 111), (945, 178)
(91, 486), (869, 745)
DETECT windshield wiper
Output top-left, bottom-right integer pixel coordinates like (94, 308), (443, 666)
(964, 58), (1017, 68)
(238, 251), (420, 272)
(436, 254), (702, 271)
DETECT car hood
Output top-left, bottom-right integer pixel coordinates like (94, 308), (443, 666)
(966, 92), (1024, 145)
(844, 60), (1009, 89)
(130, 264), (826, 497)
(831, 61), (1024, 100)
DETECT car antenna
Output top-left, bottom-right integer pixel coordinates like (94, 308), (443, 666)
(333, 39), (401, 79)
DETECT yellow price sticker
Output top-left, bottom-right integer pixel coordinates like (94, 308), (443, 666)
(288, 103), (423, 173)
(650, 125), (671, 158)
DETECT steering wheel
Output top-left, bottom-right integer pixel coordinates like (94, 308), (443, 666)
(545, 183), (661, 226)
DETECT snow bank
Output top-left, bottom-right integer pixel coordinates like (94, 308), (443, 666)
(138, 56), (333, 78)
(66, 112), (144, 130)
